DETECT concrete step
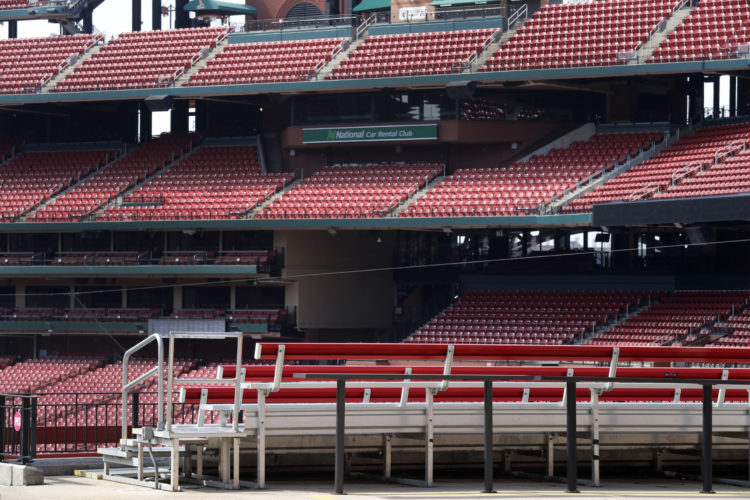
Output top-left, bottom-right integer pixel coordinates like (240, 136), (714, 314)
(41, 41), (104, 93)
(630, 4), (694, 64)
(390, 174), (445, 217)
(248, 177), (303, 218)
(314, 37), (364, 81)
(175, 37), (229, 87)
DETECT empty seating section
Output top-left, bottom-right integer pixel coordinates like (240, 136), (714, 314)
(53, 27), (228, 92)
(0, 355), (105, 394)
(187, 38), (345, 86)
(329, 29), (495, 79)
(567, 122), (750, 211)
(482, 0), (677, 71)
(649, 0), (750, 63)
(259, 163), (441, 219)
(0, 0), (28, 9)
(227, 308), (287, 327)
(652, 147), (750, 199)
(101, 145), (292, 221)
(4, 307), (159, 321)
(0, 149), (114, 221)
(588, 291), (749, 346)
(30, 133), (197, 222)
(713, 309), (750, 347)
(0, 34), (100, 94)
(405, 290), (643, 345)
(51, 251), (150, 265)
(402, 133), (659, 218)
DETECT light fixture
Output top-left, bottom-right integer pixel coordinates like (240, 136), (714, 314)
(328, 228), (337, 236)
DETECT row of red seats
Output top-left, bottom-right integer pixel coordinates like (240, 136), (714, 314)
(187, 38), (345, 86)
(53, 27), (228, 92)
(257, 162), (442, 219)
(567, 121), (750, 211)
(402, 132), (660, 218)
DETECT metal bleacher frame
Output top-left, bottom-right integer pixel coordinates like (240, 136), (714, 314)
(103, 340), (750, 493)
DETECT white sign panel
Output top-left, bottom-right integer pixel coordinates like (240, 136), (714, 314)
(399, 6), (427, 21)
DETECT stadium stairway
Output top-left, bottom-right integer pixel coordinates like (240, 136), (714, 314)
(41, 41), (104, 94)
(247, 176), (303, 218)
(630, 0), (695, 64)
(313, 37), (363, 81)
(470, 7), (528, 72)
(545, 129), (669, 214)
(174, 36), (229, 88)
(391, 172), (446, 217)
(580, 297), (655, 344)
(91, 139), (200, 220)
(20, 149), (121, 221)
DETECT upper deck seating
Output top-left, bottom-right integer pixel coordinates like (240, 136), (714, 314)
(329, 29), (495, 79)
(186, 38), (346, 85)
(52, 27), (229, 92)
(481, 0), (679, 71)
(0, 34), (100, 94)
(649, 0), (750, 63)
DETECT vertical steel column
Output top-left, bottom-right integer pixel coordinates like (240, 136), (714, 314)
(566, 380), (579, 493)
(131, 392), (140, 438)
(0, 395), (5, 461)
(701, 384), (714, 494)
(334, 379), (345, 494)
(483, 380), (496, 493)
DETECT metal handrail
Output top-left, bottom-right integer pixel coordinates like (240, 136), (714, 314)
(121, 333), (164, 442)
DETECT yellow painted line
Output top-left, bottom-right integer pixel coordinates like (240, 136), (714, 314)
(73, 469), (103, 480)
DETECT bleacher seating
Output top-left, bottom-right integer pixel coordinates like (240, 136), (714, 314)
(258, 162), (441, 219)
(0, 0), (27, 9)
(52, 27), (229, 92)
(0, 149), (114, 221)
(100, 145), (292, 221)
(587, 291), (749, 346)
(186, 38), (346, 86)
(711, 308), (750, 347)
(567, 122), (750, 211)
(405, 290), (644, 345)
(402, 133), (660, 218)
(30, 133), (197, 222)
(481, 0), (678, 71)
(0, 34), (100, 94)
(648, 0), (750, 63)
(329, 29), (495, 79)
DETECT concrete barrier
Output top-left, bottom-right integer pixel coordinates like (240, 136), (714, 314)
(0, 462), (44, 486)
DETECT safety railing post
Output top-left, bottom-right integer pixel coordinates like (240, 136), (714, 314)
(566, 379), (579, 493)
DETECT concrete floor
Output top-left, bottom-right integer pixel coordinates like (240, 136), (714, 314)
(1, 475), (749, 500)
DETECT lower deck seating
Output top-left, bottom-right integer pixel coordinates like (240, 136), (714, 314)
(712, 309), (750, 347)
(587, 291), (749, 346)
(405, 290), (643, 345)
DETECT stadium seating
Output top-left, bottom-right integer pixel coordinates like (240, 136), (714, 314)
(52, 27), (229, 92)
(258, 162), (442, 219)
(4, 307), (159, 322)
(227, 308), (287, 328)
(328, 29), (495, 79)
(29, 133), (197, 222)
(648, 0), (750, 63)
(101, 145), (292, 221)
(0, 355), (105, 394)
(481, 0), (679, 71)
(0, 149), (114, 221)
(401, 133), (660, 218)
(50, 251), (150, 265)
(404, 290), (644, 345)
(652, 146), (750, 199)
(186, 38), (346, 86)
(712, 308), (750, 347)
(587, 291), (749, 346)
(0, 34), (100, 94)
(566, 122), (750, 211)
(0, 0), (27, 9)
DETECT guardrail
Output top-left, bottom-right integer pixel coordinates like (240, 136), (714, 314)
(0, 394), (36, 464)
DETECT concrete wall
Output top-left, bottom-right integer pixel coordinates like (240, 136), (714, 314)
(275, 230), (394, 329)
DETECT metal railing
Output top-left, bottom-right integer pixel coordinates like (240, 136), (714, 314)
(121, 334), (165, 439)
(0, 394), (36, 464)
